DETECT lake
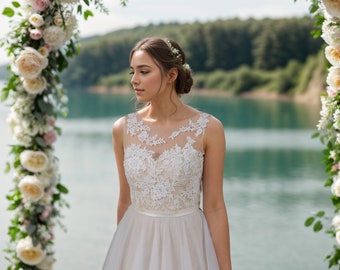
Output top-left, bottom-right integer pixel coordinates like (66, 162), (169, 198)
(0, 90), (332, 270)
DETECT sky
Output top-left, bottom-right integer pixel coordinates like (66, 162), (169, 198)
(0, 0), (311, 64)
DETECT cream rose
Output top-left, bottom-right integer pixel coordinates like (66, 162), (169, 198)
(322, 0), (340, 18)
(53, 13), (63, 27)
(20, 150), (49, 172)
(19, 175), (45, 202)
(23, 76), (47, 95)
(38, 46), (50, 57)
(15, 47), (48, 79)
(16, 236), (45, 265)
(43, 26), (66, 48)
(327, 66), (340, 90)
(326, 46), (340, 67)
(29, 13), (44, 27)
(322, 19), (340, 48)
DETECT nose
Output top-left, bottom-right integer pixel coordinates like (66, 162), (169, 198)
(130, 73), (139, 86)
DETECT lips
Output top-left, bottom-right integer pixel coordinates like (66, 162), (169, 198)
(134, 88), (144, 94)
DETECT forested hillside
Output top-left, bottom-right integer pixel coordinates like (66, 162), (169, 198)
(60, 16), (323, 93)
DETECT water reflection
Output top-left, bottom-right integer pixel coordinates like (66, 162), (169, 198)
(67, 91), (320, 129)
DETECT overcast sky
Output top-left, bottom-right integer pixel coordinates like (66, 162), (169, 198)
(0, 0), (310, 64)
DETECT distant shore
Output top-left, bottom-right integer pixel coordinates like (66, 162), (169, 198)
(89, 85), (323, 106)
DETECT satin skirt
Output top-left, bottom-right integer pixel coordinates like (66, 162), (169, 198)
(102, 206), (219, 270)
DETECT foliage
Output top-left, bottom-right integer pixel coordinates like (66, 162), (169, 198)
(0, 0), (108, 269)
(56, 17), (323, 89)
(299, 0), (340, 268)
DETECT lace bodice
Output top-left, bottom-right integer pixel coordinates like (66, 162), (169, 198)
(123, 112), (210, 215)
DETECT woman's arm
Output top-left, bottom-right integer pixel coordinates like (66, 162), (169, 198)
(112, 117), (131, 224)
(202, 116), (232, 270)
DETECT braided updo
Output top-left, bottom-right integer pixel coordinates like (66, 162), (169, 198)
(129, 37), (193, 94)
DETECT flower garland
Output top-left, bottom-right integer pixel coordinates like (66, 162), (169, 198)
(0, 0), (116, 269)
(302, 0), (340, 267)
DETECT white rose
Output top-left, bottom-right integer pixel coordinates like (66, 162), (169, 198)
(15, 47), (48, 79)
(23, 76), (47, 95)
(29, 13), (44, 27)
(326, 46), (340, 67)
(333, 215), (340, 229)
(336, 230), (340, 245)
(332, 177), (340, 197)
(327, 66), (340, 90)
(16, 236), (45, 265)
(43, 26), (66, 48)
(322, 0), (340, 19)
(36, 255), (56, 270)
(20, 150), (49, 172)
(19, 175), (45, 202)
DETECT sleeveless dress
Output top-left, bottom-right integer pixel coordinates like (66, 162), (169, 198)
(102, 112), (219, 270)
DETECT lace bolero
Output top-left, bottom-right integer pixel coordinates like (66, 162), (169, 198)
(123, 112), (210, 215)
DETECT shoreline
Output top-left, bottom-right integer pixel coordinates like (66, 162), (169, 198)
(89, 85), (323, 106)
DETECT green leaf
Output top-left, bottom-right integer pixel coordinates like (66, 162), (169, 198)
(316, 211), (325, 218)
(311, 132), (319, 139)
(37, 99), (53, 115)
(325, 178), (333, 187)
(305, 216), (315, 227)
(35, 136), (47, 148)
(313, 220), (323, 232)
(83, 0), (89, 6)
(26, 224), (37, 235)
(57, 183), (69, 194)
(2, 7), (15, 17)
(12, 1), (20, 8)
(1, 88), (10, 101)
(83, 10), (93, 20)
(4, 162), (11, 173)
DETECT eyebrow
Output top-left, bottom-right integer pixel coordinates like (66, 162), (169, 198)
(130, 64), (152, 69)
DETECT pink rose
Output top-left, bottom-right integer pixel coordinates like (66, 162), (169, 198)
(327, 86), (338, 98)
(30, 28), (44, 40)
(43, 129), (57, 145)
(30, 0), (50, 12)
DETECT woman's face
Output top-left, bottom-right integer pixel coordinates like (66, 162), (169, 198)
(130, 50), (168, 103)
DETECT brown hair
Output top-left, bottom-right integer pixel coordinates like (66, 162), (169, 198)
(129, 37), (193, 94)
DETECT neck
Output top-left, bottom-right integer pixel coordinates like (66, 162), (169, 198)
(146, 92), (184, 121)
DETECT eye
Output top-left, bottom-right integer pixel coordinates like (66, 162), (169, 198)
(140, 70), (149, 74)
(129, 71), (134, 75)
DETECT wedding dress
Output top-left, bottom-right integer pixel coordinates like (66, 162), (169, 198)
(102, 111), (219, 270)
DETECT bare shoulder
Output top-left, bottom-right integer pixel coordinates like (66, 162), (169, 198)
(204, 114), (226, 148)
(112, 115), (127, 138)
(206, 114), (224, 133)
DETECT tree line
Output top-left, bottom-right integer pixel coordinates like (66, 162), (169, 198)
(61, 17), (323, 89)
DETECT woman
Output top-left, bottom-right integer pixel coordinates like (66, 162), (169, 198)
(103, 37), (232, 270)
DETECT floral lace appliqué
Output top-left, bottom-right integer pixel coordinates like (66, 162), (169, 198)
(124, 112), (210, 214)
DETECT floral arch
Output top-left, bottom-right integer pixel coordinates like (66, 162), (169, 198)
(0, 0), (126, 269)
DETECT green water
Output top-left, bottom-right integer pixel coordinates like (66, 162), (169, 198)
(0, 91), (331, 270)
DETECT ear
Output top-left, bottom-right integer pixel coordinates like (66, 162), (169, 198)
(167, 68), (178, 84)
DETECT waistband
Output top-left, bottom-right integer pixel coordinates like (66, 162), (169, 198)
(132, 206), (199, 217)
